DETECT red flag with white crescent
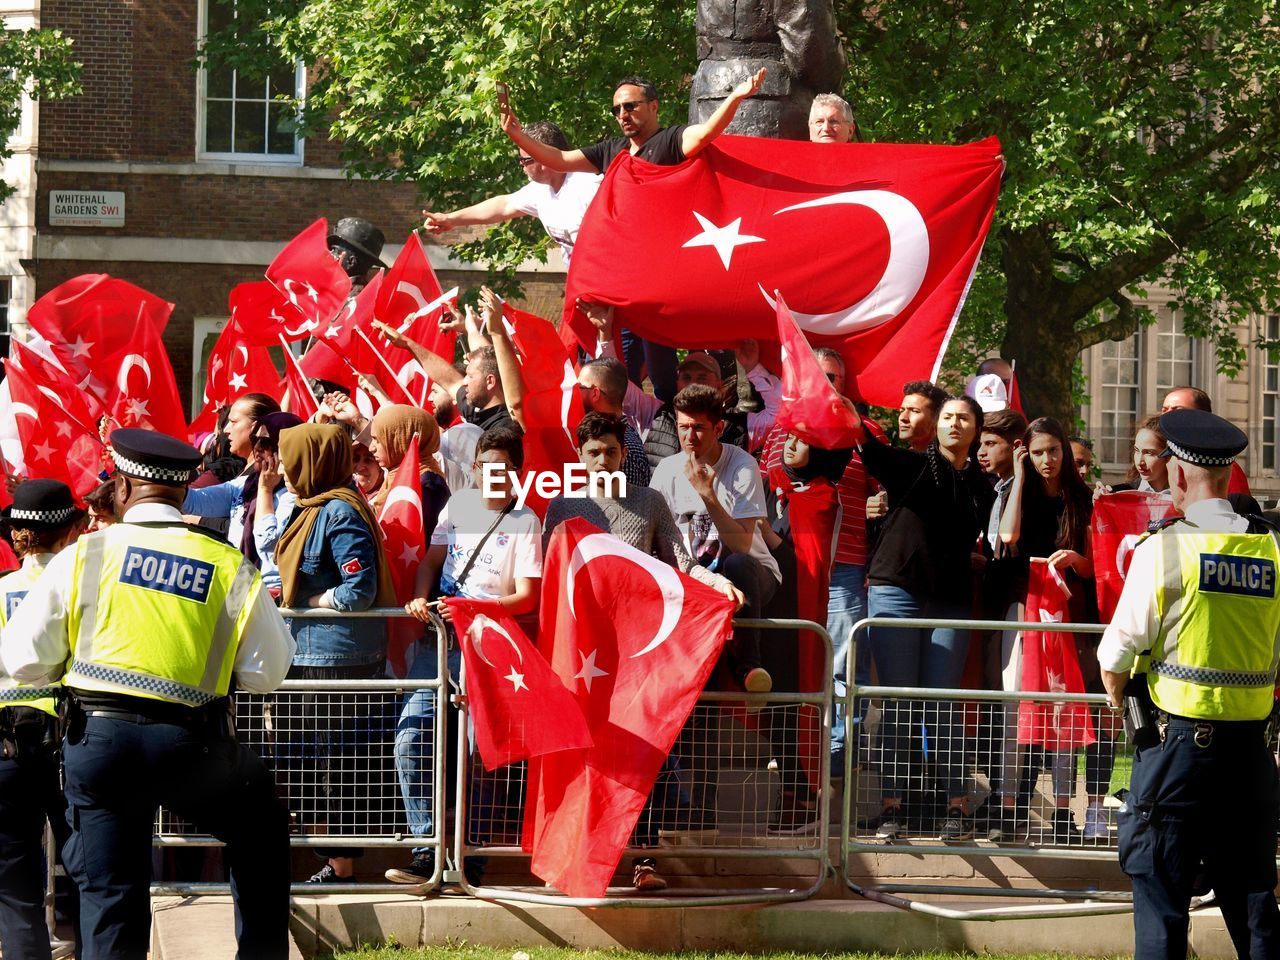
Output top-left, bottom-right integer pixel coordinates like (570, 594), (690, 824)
(1017, 559), (1095, 750)
(562, 135), (1003, 406)
(504, 304), (584, 518)
(25, 274), (173, 416)
(279, 336), (320, 421)
(447, 598), (592, 771)
(264, 219), (352, 337)
(773, 294), (861, 448)
(189, 321), (283, 440)
(524, 518), (734, 897)
(103, 319), (187, 439)
(377, 434), (425, 676)
(1091, 491), (1178, 621)
(3, 359), (103, 497)
(228, 280), (312, 346)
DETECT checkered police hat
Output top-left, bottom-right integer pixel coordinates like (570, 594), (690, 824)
(1157, 408), (1248, 467)
(109, 429), (202, 486)
(1, 478), (85, 531)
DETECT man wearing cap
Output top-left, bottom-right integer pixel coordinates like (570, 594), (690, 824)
(0, 429), (296, 960)
(1097, 409), (1280, 960)
(328, 216), (388, 293)
(0, 479), (84, 960)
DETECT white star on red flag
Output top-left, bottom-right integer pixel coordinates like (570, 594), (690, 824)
(681, 211), (765, 270)
(572, 648), (608, 692)
(505, 668), (528, 692)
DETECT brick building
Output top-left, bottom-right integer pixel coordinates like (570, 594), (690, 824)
(0, 0), (565, 415)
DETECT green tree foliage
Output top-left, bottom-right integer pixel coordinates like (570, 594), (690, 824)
(210, 2), (1280, 421)
(0, 28), (81, 202)
(201, 0), (695, 284)
(841, 0), (1280, 419)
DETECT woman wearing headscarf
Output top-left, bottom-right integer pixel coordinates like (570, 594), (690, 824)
(274, 423), (397, 884)
(368, 405), (450, 541)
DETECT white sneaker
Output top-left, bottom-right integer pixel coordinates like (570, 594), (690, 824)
(1082, 803), (1109, 840)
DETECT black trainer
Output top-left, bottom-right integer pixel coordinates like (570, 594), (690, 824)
(874, 805), (906, 840)
(385, 853), (435, 885)
(939, 806), (975, 841)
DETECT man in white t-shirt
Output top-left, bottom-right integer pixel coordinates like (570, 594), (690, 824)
(650, 385), (780, 693)
(421, 120), (601, 266)
(390, 426), (542, 888)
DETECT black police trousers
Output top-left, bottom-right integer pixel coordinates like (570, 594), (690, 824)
(0, 713), (75, 960)
(62, 713), (290, 960)
(1118, 715), (1280, 960)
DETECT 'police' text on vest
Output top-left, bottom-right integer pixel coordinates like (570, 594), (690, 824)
(1199, 553), (1276, 598)
(119, 547), (215, 603)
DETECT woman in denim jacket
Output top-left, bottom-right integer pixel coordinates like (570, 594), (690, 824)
(276, 423), (397, 884)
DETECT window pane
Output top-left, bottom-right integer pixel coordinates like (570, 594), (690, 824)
(236, 70), (268, 101)
(267, 103), (297, 155)
(267, 64), (297, 99)
(205, 99), (233, 153)
(234, 101), (266, 154)
(207, 0), (235, 35)
(207, 64), (234, 99)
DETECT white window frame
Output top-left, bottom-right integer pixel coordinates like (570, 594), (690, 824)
(1151, 306), (1199, 398)
(1259, 314), (1280, 478)
(195, 0), (305, 165)
(1095, 332), (1143, 470)
(192, 315), (229, 413)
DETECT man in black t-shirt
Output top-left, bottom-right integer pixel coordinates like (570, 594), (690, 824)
(500, 71), (765, 174)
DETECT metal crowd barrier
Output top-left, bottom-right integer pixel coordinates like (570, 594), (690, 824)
(453, 617), (836, 906)
(151, 608), (450, 896)
(142, 607), (1166, 915)
(150, 611), (836, 905)
(841, 616), (1137, 920)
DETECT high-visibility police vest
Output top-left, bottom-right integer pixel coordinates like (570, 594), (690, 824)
(1145, 526), (1280, 721)
(0, 558), (60, 717)
(64, 524), (262, 707)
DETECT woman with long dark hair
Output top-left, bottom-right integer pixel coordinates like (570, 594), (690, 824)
(855, 392), (994, 841)
(996, 415), (1097, 843)
(182, 393), (287, 592)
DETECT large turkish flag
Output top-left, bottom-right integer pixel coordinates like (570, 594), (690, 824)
(1092, 491), (1178, 622)
(563, 135), (1003, 406)
(447, 598), (592, 771)
(524, 518), (734, 897)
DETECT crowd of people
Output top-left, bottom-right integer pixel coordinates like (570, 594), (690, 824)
(0, 71), (1271, 959)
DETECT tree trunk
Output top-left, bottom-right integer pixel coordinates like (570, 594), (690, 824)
(999, 228), (1080, 424)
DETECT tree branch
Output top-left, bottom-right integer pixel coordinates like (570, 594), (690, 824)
(1076, 290), (1144, 349)
(1063, 97), (1280, 317)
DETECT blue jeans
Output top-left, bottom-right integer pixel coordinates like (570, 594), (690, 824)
(828, 562), (867, 773)
(394, 640), (459, 856)
(620, 330), (678, 403)
(867, 584), (971, 802)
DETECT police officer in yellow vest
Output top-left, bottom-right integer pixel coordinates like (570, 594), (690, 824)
(1099, 409), (1280, 960)
(0, 430), (296, 960)
(0, 479), (84, 960)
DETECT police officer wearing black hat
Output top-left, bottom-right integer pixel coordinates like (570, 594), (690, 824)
(328, 217), (388, 294)
(0, 479), (84, 960)
(1098, 409), (1280, 960)
(0, 430), (296, 960)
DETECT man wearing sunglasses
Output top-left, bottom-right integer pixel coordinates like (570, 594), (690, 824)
(500, 70), (766, 175)
(421, 121), (601, 267)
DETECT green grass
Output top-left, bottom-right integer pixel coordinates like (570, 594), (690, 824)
(331, 949), (1130, 960)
